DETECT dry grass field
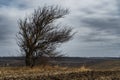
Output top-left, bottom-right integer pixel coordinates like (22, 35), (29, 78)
(0, 66), (120, 80)
(0, 66), (89, 80)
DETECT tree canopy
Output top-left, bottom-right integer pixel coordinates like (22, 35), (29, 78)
(17, 5), (74, 67)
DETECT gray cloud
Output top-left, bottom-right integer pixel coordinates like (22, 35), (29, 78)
(0, 15), (13, 42)
(81, 17), (120, 34)
(0, 0), (120, 57)
(74, 0), (120, 44)
(60, 0), (120, 57)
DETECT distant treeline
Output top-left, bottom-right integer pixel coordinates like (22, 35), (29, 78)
(0, 57), (120, 67)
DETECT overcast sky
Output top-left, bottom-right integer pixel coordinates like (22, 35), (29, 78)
(0, 0), (120, 57)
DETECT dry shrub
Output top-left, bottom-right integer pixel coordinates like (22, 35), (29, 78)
(79, 65), (91, 71)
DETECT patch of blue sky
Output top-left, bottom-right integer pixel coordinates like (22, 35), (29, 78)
(0, 0), (27, 9)
(0, 0), (14, 6)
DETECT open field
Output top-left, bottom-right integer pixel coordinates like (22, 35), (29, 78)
(89, 60), (120, 70)
(0, 66), (89, 80)
(0, 66), (120, 80)
(0, 57), (120, 67)
(0, 57), (120, 80)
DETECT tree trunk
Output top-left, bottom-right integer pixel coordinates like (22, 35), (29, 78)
(25, 54), (31, 66)
(25, 54), (36, 68)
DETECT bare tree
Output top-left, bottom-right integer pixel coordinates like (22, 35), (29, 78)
(17, 5), (74, 67)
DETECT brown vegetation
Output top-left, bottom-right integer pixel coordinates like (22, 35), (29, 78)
(0, 66), (120, 80)
(0, 66), (88, 79)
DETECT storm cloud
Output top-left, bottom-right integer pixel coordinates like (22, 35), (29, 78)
(0, 0), (120, 57)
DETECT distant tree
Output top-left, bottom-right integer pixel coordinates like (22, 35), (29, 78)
(17, 5), (74, 67)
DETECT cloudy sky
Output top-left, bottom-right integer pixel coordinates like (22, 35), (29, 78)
(0, 0), (120, 57)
